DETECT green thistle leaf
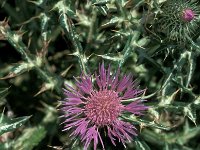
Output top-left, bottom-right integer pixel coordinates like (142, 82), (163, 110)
(0, 114), (31, 136)
(13, 126), (47, 150)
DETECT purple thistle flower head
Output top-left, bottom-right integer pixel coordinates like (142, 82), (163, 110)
(182, 9), (195, 22)
(61, 64), (148, 150)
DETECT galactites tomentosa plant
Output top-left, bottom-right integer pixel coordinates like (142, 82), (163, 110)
(156, 0), (200, 43)
(60, 64), (148, 150)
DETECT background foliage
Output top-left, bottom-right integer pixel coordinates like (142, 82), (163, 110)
(0, 0), (200, 149)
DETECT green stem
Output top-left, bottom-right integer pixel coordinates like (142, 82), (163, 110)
(0, 23), (61, 94)
(56, 1), (88, 74)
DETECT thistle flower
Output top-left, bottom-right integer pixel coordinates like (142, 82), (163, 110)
(156, 0), (200, 42)
(61, 64), (148, 150)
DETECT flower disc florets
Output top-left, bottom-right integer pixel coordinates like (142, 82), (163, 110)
(61, 64), (148, 150)
(85, 90), (123, 126)
(156, 0), (200, 42)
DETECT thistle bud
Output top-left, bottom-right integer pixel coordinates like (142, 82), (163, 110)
(182, 9), (195, 22)
(155, 0), (200, 43)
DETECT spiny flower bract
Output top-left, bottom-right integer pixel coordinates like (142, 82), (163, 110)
(61, 64), (148, 150)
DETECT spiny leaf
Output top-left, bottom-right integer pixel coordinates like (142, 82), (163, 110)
(184, 104), (196, 125)
(194, 96), (200, 106)
(0, 114), (31, 135)
(96, 53), (122, 62)
(0, 140), (14, 150)
(135, 138), (151, 150)
(0, 87), (9, 106)
(13, 126), (47, 150)
(54, 0), (76, 18)
(92, 0), (109, 6)
(101, 17), (121, 28)
(0, 62), (34, 80)
(141, 129), (165, 146)
(96, 5), (108, 16)
(41, 102), (57, 125)
(166, 121), (200, 145)
(122, 115), (171, 130)
(0, 87), (9, 100)
(56, 2), (88, 73)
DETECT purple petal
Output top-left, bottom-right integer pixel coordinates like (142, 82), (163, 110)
(61, 113), (82, 125)
(82, 126), (99, 150)
(122, 89), (144, 100)
(107, 126), (117, 146)
(62, 118), (84, 131)
(111, 120), (137, 146)
(106, 64), (111, 89)
(124, 100), (149, 115)
(76, 74), (93, 94)
(97, 131), (105, 150)
(95, 63), (108, 90)
(63, 97), (83, 105)
(95, 72), (102, 89)
(117, 74), (132, 92)
(100, 63), (107, 88)
(63, 87), (83, 98)
(111, 68), (120, 90)
(71, 119), (89, 136)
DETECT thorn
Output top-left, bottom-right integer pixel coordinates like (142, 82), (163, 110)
(36, 39), (51, 58)
(60, 64), (73, 77)
(34, 83), (53, 97)
(0, 18), (9, 40)
(0, 35), (6, 40)
(34, 84), (49, 97)
(41, 39), (51, 57)
(15, 28), (27, 40)
(15, 14), (41, 26)
(27, 37), (32, 49)
(170, 89), (180, 101)
(124, 0), (134, 8)
(0, 18), (9, 27)
(139, 123), (146, 133)
(0, 73), (16, 80)
(47, 145), (63, 150)
(27, 0), (42, 6)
